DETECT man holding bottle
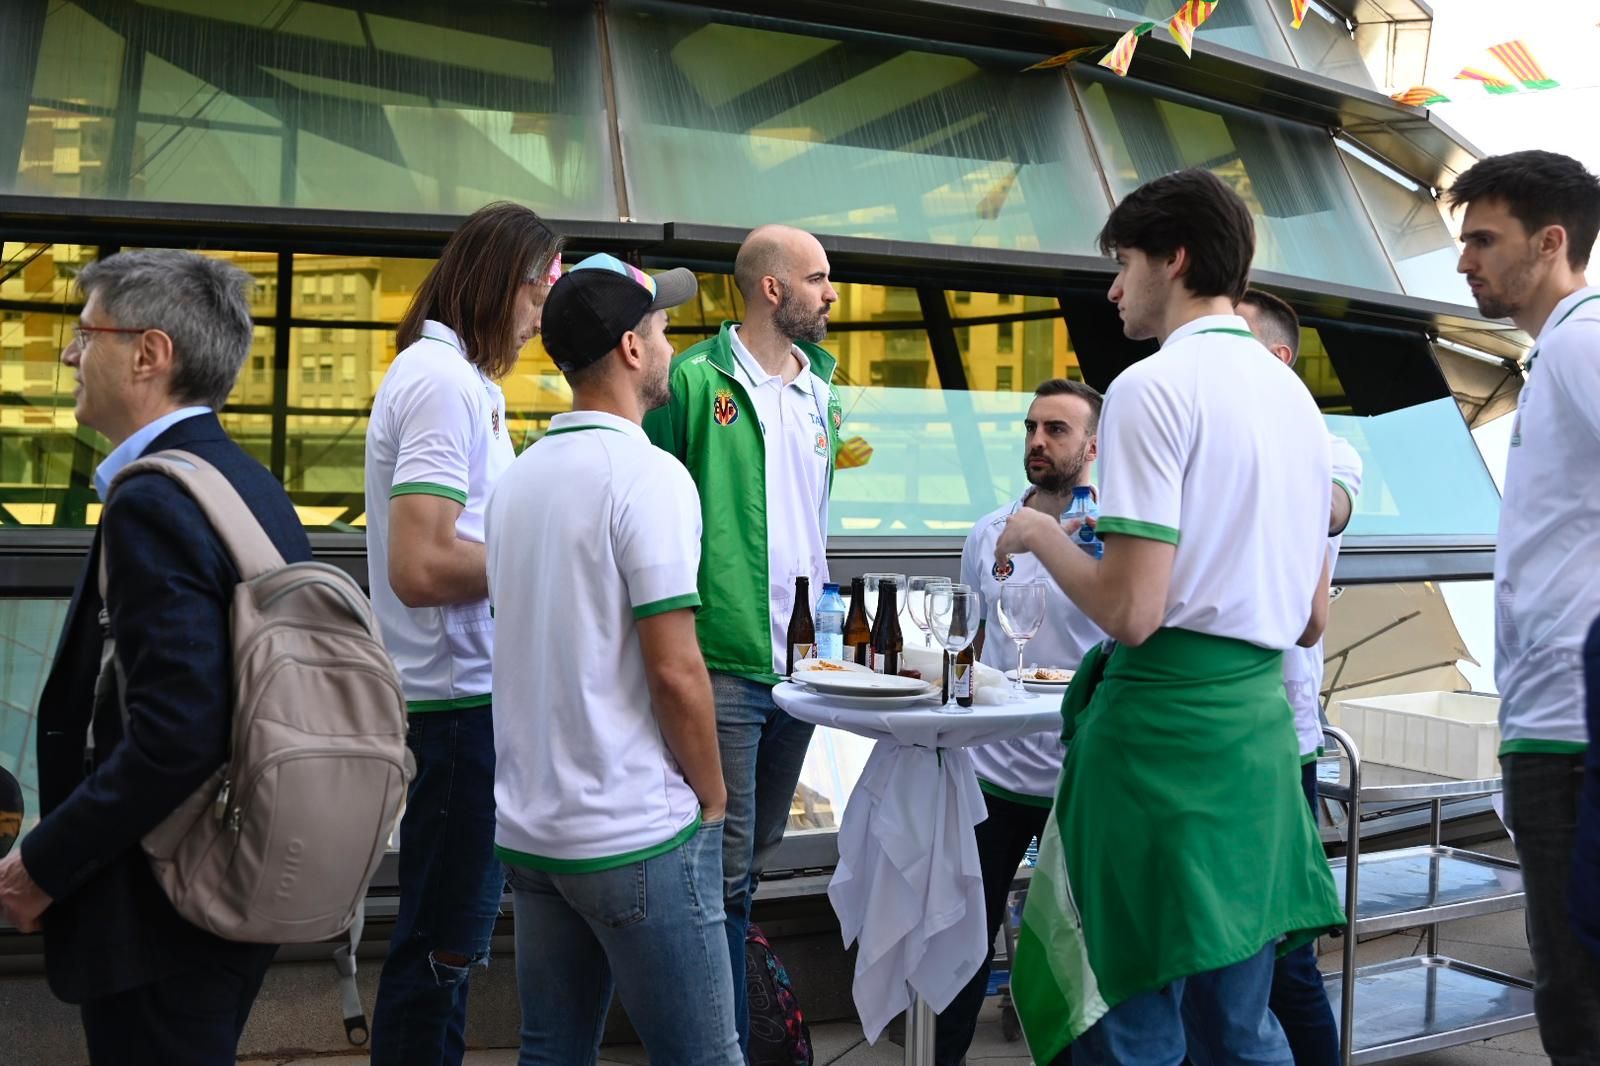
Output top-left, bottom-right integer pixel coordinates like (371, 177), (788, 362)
(935, 377), (1106, 1066)
(643, 223), (843, 1054)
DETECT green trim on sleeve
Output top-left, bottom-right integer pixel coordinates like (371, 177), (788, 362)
(1499, 738), (1588, 756)
(1300, 749), (1322, 766)
(978, 778), (1055, 810)
(391, 481), (468, 505)
(1331, 479), (1356, 503)
(1096, 516), (1181, 545)
(496, 815), (701, 874)
(633, 592), (701, 620)
(407, 692), (493, 713)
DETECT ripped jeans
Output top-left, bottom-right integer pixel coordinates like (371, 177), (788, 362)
(371, 705), (505, 1066)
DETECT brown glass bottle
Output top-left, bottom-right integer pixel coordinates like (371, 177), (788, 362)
(786, 576), (815, 676)
(843, 576), (872, 665)
(953, 593), (977, 707)
(869, 580), (902, 675)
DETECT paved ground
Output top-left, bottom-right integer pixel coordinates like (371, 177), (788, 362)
(261, 840), (1549, 1065)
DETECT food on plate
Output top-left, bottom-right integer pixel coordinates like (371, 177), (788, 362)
(897, 668), (922, 681)
(1025, 667), (1074, 682)
(802, 660), (849, 672)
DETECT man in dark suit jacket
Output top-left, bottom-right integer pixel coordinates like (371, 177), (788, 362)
(0, 250), (312, 1065)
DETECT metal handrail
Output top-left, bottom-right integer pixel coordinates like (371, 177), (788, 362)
(1322, 724), (1363, 1066)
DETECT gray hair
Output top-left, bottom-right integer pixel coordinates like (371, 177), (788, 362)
(76, 249), (254, 409)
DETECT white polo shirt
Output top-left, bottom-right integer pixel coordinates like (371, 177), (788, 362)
(365, 320), (513, 710)
(1495, 286), (1600, 754)
(729, 325), (833, 674)
(1283, 434), (1364, 759)
(961, 491), (1108, 804)
(1096, 315), (1330, 650)
(487, 410), (706, 870)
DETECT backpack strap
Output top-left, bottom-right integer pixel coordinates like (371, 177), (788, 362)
(89, 449), (288, 770)
(98, 448), (286, 600)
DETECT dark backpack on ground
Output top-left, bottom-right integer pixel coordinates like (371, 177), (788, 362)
(745, 922), (813, 1066)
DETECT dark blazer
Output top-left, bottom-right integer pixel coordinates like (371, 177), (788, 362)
(1576, 614), (1600, 960)
(21, 412), (312, 1003)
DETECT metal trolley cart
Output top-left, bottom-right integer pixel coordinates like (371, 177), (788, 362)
(1318, 726), (1537, 1064)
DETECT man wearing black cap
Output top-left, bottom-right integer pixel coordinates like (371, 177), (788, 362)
(484, 253), (740, 1065)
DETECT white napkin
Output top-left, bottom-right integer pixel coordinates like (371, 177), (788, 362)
(898, 646), (1009, 705)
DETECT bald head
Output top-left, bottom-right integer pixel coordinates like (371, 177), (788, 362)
(734, 224), (837, 343)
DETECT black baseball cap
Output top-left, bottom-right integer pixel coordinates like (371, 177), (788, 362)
(542, 253), (698, 372)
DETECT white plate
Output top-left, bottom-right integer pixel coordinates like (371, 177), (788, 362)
(811, 689), (941, 710)
(1022, 679), (1071, 695)
(796, 671), (934, 697)
(790, 658), (875, 677)
(1005, 669), (1075, 685)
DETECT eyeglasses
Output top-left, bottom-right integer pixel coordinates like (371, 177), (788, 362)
(67, 325), (153, 348)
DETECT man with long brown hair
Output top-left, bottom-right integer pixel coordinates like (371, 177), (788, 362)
(365, 201), (562, 1066)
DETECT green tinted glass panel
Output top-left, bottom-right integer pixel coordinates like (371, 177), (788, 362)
(1340, 146), (1469, 306)
(1332, 398), (1501, 539)
(1074, 69), (1400, 291)
(609, 2), (1110, 252)
(1265, 0), (1375, 88)
(1039, 0), (1293, 64)
(14, 2), (613, 217)
(0, 598), (69, 842)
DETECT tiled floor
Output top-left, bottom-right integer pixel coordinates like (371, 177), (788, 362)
(263, 839), (1548, 1065)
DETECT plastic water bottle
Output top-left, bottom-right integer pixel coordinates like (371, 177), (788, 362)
(1063, 486), (1103, 559)
(815, 583), (847, 660)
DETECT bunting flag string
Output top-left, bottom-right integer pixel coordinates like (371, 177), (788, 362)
(1454, 66), (1519, 95)
(1289, 0), (1309, 29)
(1099, 21), (1156, 77)
(1487, 39), (1560, 90)
(1390, 86), (1450, 107)
(1022, 45), (1104, 72)
(1168, 1), (1218, 58)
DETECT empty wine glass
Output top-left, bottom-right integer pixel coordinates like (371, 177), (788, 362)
(862, 572), (905, 625)
(906, 576), (949, 649)
(928, 583), (980, 714)
(997, 581), (1047, 702)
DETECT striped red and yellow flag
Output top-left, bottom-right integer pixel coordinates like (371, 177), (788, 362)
(1098, 22), (1155, 77)
(1024, 45), (1103, 71)
(1289, 0), (1309, 29)
(1454, 66), (1519, 95)
(1488, 39), (1559, 89)
(1168, 1), (1218, 58)
(1390, 86), (1450, 107)
(834, 436), (873, 471)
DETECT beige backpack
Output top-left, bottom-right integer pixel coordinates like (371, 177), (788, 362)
(94, 449), (413, 948)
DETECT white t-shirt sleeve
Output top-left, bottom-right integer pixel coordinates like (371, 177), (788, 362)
(617, 456), (704, 619)
(1546, 319), (1600, 441)
(1330, 433), (1363, 514)
(960, 523), (983, 604)
(388, 370), (479, 504)
(1096, 369), (1190, 545)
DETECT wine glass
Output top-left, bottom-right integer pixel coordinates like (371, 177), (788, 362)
(997, 581), (1047, 702)
(928, 583), (980, 714)
(862, 572), (905, 625)
(906, 576), (949, 649)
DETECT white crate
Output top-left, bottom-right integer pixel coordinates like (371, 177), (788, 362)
(1327, 692), (1501, 781)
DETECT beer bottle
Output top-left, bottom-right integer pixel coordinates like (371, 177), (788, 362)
(786, 576), (815, 676)
(843, 576), (872, 665)
(869, 580), (902, 675)
(953, 591), (976, 708)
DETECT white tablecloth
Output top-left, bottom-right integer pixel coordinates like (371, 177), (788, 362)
(772, 682), (1061, 1042)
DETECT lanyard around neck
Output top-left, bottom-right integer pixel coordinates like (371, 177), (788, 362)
(1527, 293), (1600, 372)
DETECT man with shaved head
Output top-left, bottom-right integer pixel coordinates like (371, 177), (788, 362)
(645, 224), (842, 1056)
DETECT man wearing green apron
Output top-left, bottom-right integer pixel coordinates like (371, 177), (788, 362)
(995, 168), (1343, 1065)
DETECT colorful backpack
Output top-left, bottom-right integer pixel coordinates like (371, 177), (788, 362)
(745, 922), (814, 1066)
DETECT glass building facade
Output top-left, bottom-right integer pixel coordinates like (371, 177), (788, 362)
(0, 0), (1513, 842)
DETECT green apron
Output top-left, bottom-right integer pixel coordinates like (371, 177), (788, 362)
(1011, 628), (1344, 1063)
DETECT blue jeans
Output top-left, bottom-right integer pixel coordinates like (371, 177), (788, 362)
(371, 706), (505, 1066)
(712, 672), (815, 1053)
(505, 820), (741, 1066)
(1071, 942), (1292, 1066)
(1267, 762), (1339, 1066)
